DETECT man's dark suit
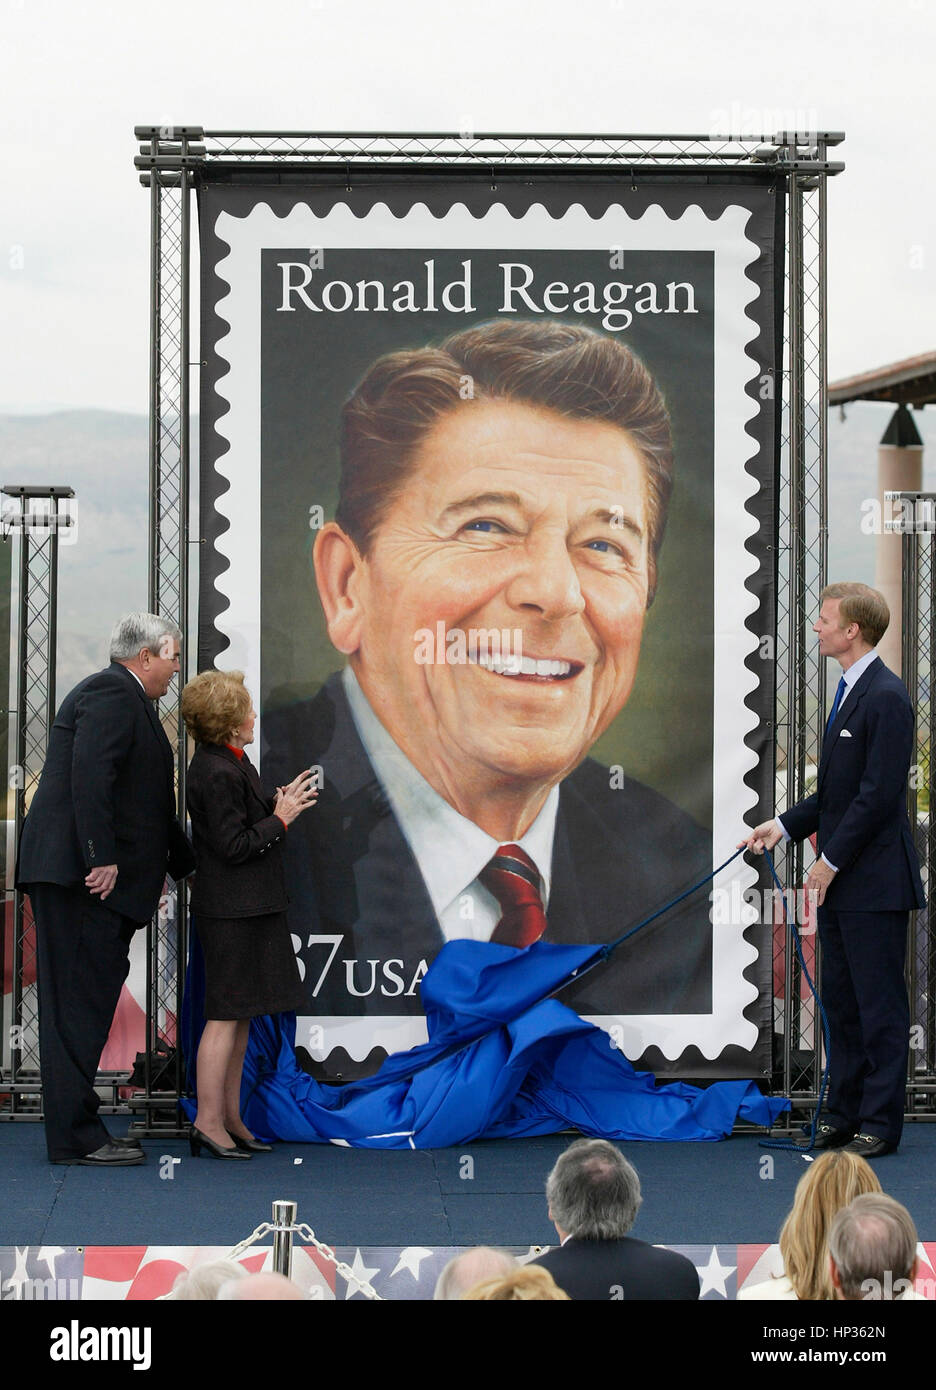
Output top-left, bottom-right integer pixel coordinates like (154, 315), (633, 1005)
(780, 656), (925, 1146)
(16, 662), (195, 1159)
(262, 673), (712, 1083)
(531, 1236), (700, 1300)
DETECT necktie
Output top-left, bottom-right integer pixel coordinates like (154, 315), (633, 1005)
(826, 675), (847, 732)
(479, 844), (547, 948)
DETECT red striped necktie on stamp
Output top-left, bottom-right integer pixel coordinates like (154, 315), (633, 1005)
(479, 844), (547, 948)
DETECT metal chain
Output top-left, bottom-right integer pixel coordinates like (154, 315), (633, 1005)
(294, 1224), (383, 1300)
(224, 1222), (276, 1262)
(220, 1220), (384, 1300)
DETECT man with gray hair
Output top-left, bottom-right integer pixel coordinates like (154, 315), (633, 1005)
(17, 613), (195, 1165)
(530, 1139), (700, 1300)
(434, 1247), (518, 1300)
(828, 1193), (922, 1300)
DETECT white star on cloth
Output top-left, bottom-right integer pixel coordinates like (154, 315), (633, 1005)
(344, 1248), (381, 1300)
(696, 1245), (736, 1299)
(390, 1248), (434, 1280)
(7, 1247), (32, 1296)
(36, 1247), (67, 1279)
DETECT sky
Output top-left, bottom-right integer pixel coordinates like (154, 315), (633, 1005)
(0, 0), (933, 414)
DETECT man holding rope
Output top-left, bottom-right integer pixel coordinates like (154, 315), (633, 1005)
(745, 583), (924, 1157)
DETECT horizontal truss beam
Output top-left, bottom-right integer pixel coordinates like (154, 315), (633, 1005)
(133, 128), (845, 178)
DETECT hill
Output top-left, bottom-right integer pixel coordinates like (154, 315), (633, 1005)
(0, 400), (933, 696)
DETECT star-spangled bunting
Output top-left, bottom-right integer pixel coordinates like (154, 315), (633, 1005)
(390, 1248), (434, 1280)
(344, 1248), (381, 1300)
(697, 1245), (737, 1299)
(3, 1244), (935, 1300)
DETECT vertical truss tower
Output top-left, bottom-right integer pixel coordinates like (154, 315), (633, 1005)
(0, 487), (74, 1116)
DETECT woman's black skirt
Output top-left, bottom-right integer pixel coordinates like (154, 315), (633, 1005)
(195, 911), (306, 1020)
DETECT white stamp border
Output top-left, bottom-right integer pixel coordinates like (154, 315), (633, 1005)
(208, 198), (764, 1061)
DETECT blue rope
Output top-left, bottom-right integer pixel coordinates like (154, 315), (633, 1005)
(600, 845), (747, 957)
(254, 840), (820, 1127)
(538, 845), (750, 1000)
(587, 840), (828, 1150)
(759, 847), (832, 1152)
(290, 843), (784, 1090)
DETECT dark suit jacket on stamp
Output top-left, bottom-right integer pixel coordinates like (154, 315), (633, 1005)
(262, 673), (712, 1078)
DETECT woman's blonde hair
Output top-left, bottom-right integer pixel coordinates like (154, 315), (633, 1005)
(180, 669), (252, 746)
(780, 1150), (882, 1300)
(463, 1266), (570, 1301)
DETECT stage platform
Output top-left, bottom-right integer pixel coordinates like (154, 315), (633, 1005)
(3, 1120), (936, 1300)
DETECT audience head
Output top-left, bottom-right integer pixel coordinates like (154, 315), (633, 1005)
(217, 1271), (307, 1301)
(828, 1194), (919, 1301)
(463, 1266), (570, 1300)
(434, 1247), (518, 1300)
(168, 1259), (248, 1300)
(779, 1150), (882, 1300)
(545, 1138), (641, 1241)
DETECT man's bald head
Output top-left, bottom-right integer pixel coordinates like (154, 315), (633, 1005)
(434, 1247), (518, 1300)
(217, 1272), (307, 1301)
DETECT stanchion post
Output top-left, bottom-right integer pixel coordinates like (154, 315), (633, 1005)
(271, 1200), (297, 1278)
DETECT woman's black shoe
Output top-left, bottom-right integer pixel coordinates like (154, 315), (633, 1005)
(189, 1127), (251, 1160)
(231, 1134), (273, 1153)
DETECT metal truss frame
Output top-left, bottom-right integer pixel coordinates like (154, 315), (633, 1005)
(772, 141), (833, 1123)
(0, 487), (74, 1117)
(126, 130), (196, 1138)
(894, 492), (936, 1119)
(129, 127), (848, 1131)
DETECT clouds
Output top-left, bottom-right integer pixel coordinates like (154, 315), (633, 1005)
(0, 0), (933, 411)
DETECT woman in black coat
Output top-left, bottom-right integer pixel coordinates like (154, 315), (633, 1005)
(180, 669), (317, 1159)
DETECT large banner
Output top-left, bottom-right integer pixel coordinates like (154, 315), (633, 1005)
(198, 173), (782, 1082)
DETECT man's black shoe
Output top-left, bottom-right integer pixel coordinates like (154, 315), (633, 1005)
(809, 1122), (855, 1150)
(108, 1134), (145, 1150)
(843, 1133), (897, 1158)
(52, 1141), (146, 1166)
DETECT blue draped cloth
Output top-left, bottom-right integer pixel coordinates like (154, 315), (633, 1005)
(181, 930), (789, 1147)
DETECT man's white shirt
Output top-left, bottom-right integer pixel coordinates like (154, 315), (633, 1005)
(301, 669), (560, 1065)
(827, 649), (879, 715)
(343, 666), (557, 943)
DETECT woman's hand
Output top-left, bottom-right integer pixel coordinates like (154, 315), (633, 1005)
(273, 769), (319, 825)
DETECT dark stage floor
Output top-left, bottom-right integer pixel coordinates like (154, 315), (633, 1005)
(4, 1118), (935, 1250)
